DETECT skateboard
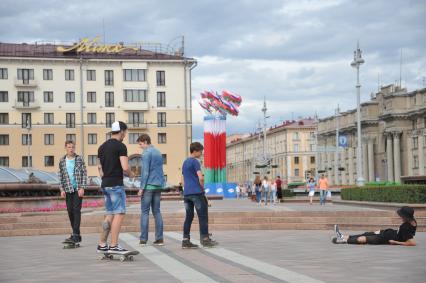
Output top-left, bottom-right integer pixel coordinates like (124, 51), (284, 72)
(97, 250), (139, 262)
(62, 240), (80, 249)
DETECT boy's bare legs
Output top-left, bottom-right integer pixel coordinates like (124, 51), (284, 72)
(110, 213), (125, 247)
(99, 215), (113, 246)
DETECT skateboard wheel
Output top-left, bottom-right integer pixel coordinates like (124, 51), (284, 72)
(129, 256), (134, 261)
(119, 256), (125, 262)
(108, 255), (113, 260)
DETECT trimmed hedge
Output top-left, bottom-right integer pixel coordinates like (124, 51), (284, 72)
(282, 189), (295, 197)
(341, 185), (426, 203)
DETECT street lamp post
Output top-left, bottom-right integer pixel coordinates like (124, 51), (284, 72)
(350, 42), (365, 186)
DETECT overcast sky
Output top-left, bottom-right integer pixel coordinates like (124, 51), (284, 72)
(1, 0), (425, 139)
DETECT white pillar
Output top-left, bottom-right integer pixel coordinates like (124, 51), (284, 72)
(419, 134), (425, 175)
(368, 139), (375, 182)
(407, 134), (413, 177)
(341, 149), (347, 185)
(393, 132), (401, 182)
(362, 140), (369, 182)
(348, 147), (354, 184)
(386, 134), (394, 182)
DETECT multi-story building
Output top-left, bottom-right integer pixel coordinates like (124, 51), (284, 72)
(317, 84), (426, 185)
(226, 118), (317, 185)
(0, 38), (196, 185)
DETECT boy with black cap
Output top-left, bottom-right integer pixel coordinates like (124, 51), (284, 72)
(332, 206), (417, 246)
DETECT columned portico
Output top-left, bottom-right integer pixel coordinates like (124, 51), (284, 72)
(386, 133), (394, 182)
(367, 138), (375, 182)
(393, 132), (402, 182)
(419, 133), (425, 175)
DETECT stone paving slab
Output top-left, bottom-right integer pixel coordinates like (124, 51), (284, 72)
(0, 230), (424, 283)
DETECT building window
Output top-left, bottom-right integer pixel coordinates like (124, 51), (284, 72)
(294, 168), (300, 176)
(0, 68), (7, 79)
(65, 69), (75, 81)
(123, 69), (146, 81)
(124, 89), (146, 102)
(44, 156), (54, 167)
(128, 112), (144, 126)
(22, 134), (32, 145)
(105, 92), (114, 107)
(157, 92), (166, 107)
(88, 133), (97, 144)
(0, 135), (9, 145)
(157, 112), (166, 127)
(310, 132), (315, 139)
(0, 91), (8, 102)
(87, 113), (97, 124)
(43, 69), (53, 80)
(0, 113), (8, 124)
(158, 133), (167, 144)
(44, 113), (54, 125)
(106, 133), (112, 140)
(44, 91), (53, 103)
(66, 91), (75, 103)
(413, 155), (419, 169)
(22, 113), (31, 128)
(88, 155), (98, 166)
(310, 144), (316, 152)
(66, 113), (75, 128)
(66, 134), (76, 142)
(22, 156), (32, 167)
(293, 132), (300, 140)
(105, 70), (114, 86)
(106, 113), (115, 128)
(87, 91), (96, 103)
(17, 69), (34, 84)
(413, 137), (419, 149)
(294, 144), (299, 152)
(310, 156), (315, 164)
(129, 133), (140, 144)
(162, 154), (167, 165)
(87, 70), (96, 81)
(156, 71), (165, 86)
(17, 91), (35, 106)
(0, 157), (9, 166)
(44, 134), (54, 145)
(294, 156), (299, 164)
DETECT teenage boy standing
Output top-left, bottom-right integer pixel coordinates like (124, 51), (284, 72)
(97, 121), (134, 254)
(181, 142), (218, 248)
(137, 134), (165, 246)
(59, 140), (87, 244)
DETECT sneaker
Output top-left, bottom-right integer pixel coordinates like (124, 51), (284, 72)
(331, 237), (346, 244)
(108, 245), (128, 254)
(64, 235), (74, 243)
(201, 238), (218, 248)
(139, 240), (147, 246)
(71, 235), (80, 243)
(97, 244), (109, 253)
(77, 235), (82, 243)
(153, 239), (164, 246)
(182, 239), (198, 249)
(334, 224), (344, 240)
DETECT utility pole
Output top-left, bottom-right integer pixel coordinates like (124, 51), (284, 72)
(334, 105), (340, 186)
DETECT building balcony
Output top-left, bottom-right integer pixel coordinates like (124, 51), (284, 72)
(14, 78), (38, 88)
(127, 122), (148, 129)
(14, 100), (40, 109)
(120, 102), (149, 111)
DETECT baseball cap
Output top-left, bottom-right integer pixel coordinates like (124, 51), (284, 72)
(111, 121), (121, 132)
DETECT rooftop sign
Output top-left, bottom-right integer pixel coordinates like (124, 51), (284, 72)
(56, 36), (138, 54)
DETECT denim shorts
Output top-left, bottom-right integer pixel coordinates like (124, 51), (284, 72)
(102, 186), (126, 215)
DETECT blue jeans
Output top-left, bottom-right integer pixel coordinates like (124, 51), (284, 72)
(103, 186), (126, 215)
(264, 190), (270, 204)
(183, 194), (209, 239)
(140, 190), (163, 241)
(255, 191), (261, 203)
(320, 190), (327, 205)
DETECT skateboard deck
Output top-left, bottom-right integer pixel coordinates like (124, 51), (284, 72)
(62, 241), (80, 249)
(97, 250), (139, 262)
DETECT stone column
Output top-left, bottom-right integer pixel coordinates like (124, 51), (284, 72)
(407, 134), (413, 177)
(386, 133), (394, 182)
(348, 147), (354, 184)
(368, 139), (375, 182)
(419, 134), (425, 175)
(362, 140), (369, 182)
(393, 132), (401, 182)
(341, 149), (346, 185)
(327, 151), (333, 185)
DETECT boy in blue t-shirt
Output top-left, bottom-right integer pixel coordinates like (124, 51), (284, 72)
(181, 142), (218, 248)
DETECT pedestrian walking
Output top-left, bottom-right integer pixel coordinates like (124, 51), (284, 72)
(271, 180), (277, 204)
(137, 134), (165, 246)
(275, 176), (283, 203)
(262, 176), (270, 206)
(97, 121), (135, 254)
(307, 177), (316, 205)
(318, 174), (329, 205)
(253, 176), (262, 205)
(59, 140), (87, 245)
(181, 142), (218, 248)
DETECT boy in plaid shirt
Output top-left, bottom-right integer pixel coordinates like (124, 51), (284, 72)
(59, 140), (87, 244)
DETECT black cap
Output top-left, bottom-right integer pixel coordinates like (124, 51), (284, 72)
(397, 206), (415, 221)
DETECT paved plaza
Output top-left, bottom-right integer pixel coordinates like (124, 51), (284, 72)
(1, 208), (425, 283)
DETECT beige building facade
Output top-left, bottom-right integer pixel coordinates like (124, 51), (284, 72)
(317, 84), (426, 185)
(226, 118), (316, 185)
(0, 40), (196, 185)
